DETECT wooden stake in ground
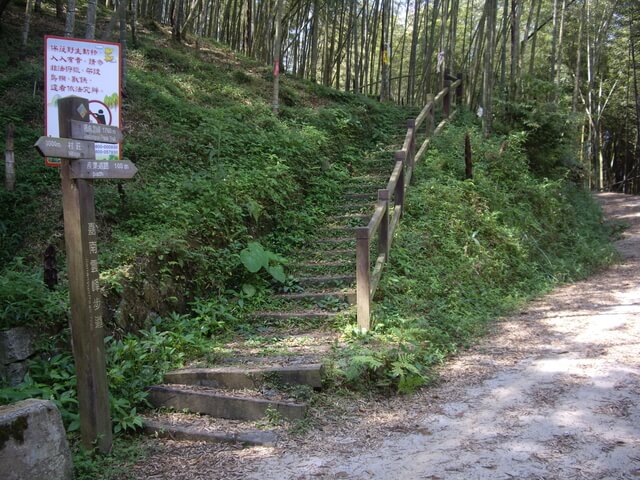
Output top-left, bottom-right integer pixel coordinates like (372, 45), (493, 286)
(465, 132), (473, 179)
(5, 124), (15, 191)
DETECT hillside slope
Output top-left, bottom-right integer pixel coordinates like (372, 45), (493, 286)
(0, 7), (406, 332)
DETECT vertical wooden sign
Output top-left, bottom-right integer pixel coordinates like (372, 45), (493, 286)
(58, 96), (112, 453)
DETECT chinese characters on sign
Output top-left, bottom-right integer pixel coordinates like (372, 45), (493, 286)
(84, 221), (103, 331)
(45, 36), (121, 165)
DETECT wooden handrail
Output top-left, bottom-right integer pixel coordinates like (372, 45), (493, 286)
(355, 72), (464, 331)
(414, 101), (434, 131)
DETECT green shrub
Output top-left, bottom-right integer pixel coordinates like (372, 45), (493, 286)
(0, 260), (68, 330)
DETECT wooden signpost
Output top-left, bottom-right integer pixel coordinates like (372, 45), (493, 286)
(34, 96), (137, 453)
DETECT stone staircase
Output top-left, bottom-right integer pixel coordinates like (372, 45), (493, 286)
(145, 140), (404, 446)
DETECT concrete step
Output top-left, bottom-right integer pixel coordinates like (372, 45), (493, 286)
(163, 364), (323, 390)
(274, 290), (356, 305)
(143, 418), (278, 447)
(147, 384), (307, 421)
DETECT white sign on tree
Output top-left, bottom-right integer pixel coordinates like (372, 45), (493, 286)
(44, 36), (121, 166)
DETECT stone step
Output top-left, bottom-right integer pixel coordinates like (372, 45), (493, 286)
(297, 274), (355, 286)
(327, 213), (370, 223)
(314, 237), (355, 245)
(334, 203), (374, 212)
(295, 260), (353, 268)
(274, 290), (356, 305)
(143, 418), (278, 447)
(344, 192), (377, 201)
(163, 364), (323, 390)
(320, 225), (357, 234)
(252, 310), (339, 322)
(304, 249), (355, 259)
(147, 385), (307, 421)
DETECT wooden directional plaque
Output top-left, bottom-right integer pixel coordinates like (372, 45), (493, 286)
(70, 120), (123, 144)
(34, 136), (95, 159)
(70, 159), (138, 179)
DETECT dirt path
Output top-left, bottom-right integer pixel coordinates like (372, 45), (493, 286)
(129, 192), (640, 480)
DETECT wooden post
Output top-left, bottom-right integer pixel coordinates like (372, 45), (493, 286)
(355, 227), (371, 331)
(426, 93), (435, 136)
(465, 132), (473, 179)
(378, 189), (390, 259)
(394, 150), (406, 214)
(407, 119), (416, 174)
(58, 96), (112, 453)
(443, 79), (452, 119)
(456, 72), (463, 105)
(5, 124), (15, 191)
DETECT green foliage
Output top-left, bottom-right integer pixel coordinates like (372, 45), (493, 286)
(72, 436), (147, 480)
(0, 260), (68, 330)
(0, 297), (238, 436)
(333, 113), (615, 394)
(494, 95), (581, 176)
(240, 241), (287, 283)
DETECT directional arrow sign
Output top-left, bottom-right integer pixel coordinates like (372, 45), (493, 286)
(70, 120), (123, 144)
(35, 136), (95, 159)
(70, 160), (138, 180)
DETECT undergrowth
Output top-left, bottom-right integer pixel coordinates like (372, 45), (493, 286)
(332, 112), (616, 393)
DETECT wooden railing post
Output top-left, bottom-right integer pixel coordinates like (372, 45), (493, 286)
(443, 79), (452, 119)
(356, 227), (371, 331)
(394, 150), (406, 214)
(407, 119), (416, 172)
(456, 72), (463, 105)
(378, 189), (390, 259)
(426, 94), (435, 136)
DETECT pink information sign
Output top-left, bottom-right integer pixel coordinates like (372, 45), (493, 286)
(44, 36), (121, 166)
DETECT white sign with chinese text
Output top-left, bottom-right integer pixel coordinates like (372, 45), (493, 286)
(45, 36), (121, 166)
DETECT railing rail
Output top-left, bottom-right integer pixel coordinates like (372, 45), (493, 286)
(356, 71), (464, 331)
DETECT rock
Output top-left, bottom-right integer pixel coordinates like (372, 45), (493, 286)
(0, 360), (29, 386)
(0, 399), (72, 480)
(0, 328), (35, 365)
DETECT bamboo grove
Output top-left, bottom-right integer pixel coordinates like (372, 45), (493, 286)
(1, 0), (639, 191)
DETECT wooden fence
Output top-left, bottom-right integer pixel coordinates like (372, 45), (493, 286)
(355, 72), (464, 331)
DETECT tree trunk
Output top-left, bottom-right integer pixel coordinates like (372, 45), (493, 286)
(396, 0), (410, 102)
(572, 0), (585, 112)
(131, 0), (139, 47)
(85, 0), (98, 39)
(407, 0), (421, 105)
(509, 0), (520, 100)
(65, 0), (76, 37)
(310, 0), (319, 82)
(482, 0), (497, 138)
(21, 0), (34, 58)
(528, 0), (541, 76)
(119, 0), (127, 90)
(379, 0), (391, 101)
(272, 0), (283, 114)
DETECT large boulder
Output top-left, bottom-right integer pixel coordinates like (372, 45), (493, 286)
(0, 399), (73, 480)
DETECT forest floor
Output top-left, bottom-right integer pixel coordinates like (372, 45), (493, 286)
(122, 192), (640, 480)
